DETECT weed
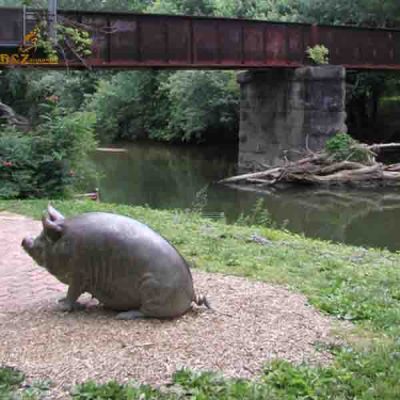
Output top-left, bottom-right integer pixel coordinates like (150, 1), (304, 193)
(236, 198), (273, 227)
(0, 366), (24, 394)
(71, 381), (166, 399)
(190, 185), (209, 214)
(325, 132), (372, 162)
(306, 44), (329, 65)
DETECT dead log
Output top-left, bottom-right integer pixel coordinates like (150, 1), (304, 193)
(246, 178), (276, 185)
(382, 171), (400, 180)
(218, 154), (324, 184)
(384, 163), (400, 172)
(218, 166), (282, 184)
(319, 161), (365, 175)
(0, 101), (29, 130)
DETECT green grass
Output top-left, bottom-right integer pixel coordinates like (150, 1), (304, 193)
(0, 366), (24, 396)
(1, 199), (400, 399)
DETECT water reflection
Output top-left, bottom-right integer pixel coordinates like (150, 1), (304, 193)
(92, 141), (238, 209)
(92, 142), (400, 251)
(229, 187), (400, 250)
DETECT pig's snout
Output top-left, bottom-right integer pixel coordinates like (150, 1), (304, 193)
(21, 237), (34, 250)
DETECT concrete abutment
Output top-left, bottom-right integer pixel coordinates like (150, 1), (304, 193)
(237, 66), (347, 171)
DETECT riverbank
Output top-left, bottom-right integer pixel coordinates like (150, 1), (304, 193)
(0, 200), (399, 399)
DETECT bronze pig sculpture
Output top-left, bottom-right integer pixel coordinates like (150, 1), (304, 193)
(22, 205), (209, 319)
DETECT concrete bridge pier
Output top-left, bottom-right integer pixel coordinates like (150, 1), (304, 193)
(237, 66), (347, 171)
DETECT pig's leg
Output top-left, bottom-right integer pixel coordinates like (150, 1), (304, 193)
(58, 278), (85, 312)
(115, 275), (165, 320)
(115, 310), (146, 320)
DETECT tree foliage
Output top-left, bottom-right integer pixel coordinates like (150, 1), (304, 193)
(0, 0), (151, 11)
(295, 0), (400, 27)
(0, 107), (97, 199)
(87, 70), (239, 144)
(87, 71), (171, 143)
(163, 71), (239, 142)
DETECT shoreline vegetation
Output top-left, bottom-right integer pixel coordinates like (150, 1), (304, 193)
(0, 199), (399, 399)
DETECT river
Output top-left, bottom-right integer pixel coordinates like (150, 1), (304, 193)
(92, 141), (400, 251)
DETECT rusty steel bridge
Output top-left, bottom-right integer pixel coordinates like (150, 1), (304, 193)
(1, 7), (400, 69)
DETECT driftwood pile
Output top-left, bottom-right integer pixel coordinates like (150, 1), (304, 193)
(219, 143), (400, 187)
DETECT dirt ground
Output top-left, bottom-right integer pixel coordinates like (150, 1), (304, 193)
(0, 212), (342, 399)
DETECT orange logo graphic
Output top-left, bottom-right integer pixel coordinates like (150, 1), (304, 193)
(0, 26), (58, 65)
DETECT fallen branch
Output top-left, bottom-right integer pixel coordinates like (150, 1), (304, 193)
(218, 166), (282, 184)
(96, 147), (128, 153)
(218, 154), (324, 184)
(367, 143), (400, 151)
(319, 161), (365, 175)
(219, 144), (400, 188)
(384, 163), (400, 172)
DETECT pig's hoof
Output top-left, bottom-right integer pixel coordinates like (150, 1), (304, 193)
(58, 300), (85, 312)
(116, 310), (146, 320)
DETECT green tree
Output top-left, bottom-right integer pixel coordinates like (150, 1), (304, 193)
(163, 71), (239, 143)
(149, 0), (216, 15)
(295, 0), (400, 27)
(0, 70), (100, 126)
(87, 71), (171, 143)
(0, 0), (152, 11)
(214, 0), (299, 20)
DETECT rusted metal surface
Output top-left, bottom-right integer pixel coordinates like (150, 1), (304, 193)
(0, 8), (23, 47)
(1, 7), (400, 69)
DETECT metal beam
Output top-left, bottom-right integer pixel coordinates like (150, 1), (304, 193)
(1, 8), (400, 70)
(48, 0), (57, 41)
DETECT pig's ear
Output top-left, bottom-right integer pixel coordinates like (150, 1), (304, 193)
(42, 214), (64, 241)
(47, 204), (64, 222)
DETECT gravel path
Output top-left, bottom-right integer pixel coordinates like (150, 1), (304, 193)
(0, 212), (342, 398)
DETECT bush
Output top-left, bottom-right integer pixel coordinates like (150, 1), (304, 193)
(236, 198), (273, 227)
(325, 132), (371, 162)
(0, 109), (97, 199)
(306, 44), (329, 65)
(162, 70), (239, 143)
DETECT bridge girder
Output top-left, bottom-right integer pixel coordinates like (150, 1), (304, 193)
(1, 8), (400, 70)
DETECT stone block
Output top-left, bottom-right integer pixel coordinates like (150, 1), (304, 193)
(306, 134), (333, 151)
(237, 71), (253, 85)
(303, 81), (346, 112)
(239, 147), (284, 170)
(238, 66), (347, 170)
(303, 111), (347, 136)
(287, 81), (305, 110)
(240, 111), (250, 122)
(293, 65), (346, 81)
(239, 117), (258, 134)
(239, 132), (248, 144)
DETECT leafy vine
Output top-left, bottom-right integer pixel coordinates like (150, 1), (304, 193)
(33, 19), (93, 65)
